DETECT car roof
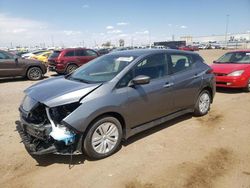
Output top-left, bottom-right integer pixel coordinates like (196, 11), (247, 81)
(62, 48), (87, 51)
(230, 49), (250, 53)
(109, 49), (197, 56)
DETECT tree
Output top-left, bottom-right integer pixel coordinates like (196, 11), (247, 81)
(102, 41), (111, 47)
(119, 39), (125, 47)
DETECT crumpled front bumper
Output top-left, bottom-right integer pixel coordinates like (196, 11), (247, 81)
(16, 104), (83, 155)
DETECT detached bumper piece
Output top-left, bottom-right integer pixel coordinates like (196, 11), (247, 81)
(16, 121), (82, 155)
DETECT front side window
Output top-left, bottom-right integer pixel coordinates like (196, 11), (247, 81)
(68, 55), (136, 83)
(135, 53), (167, 79)
(117, 53), (167, 88)
(168, 54), (193, 74)
(0, 52), (12, 59)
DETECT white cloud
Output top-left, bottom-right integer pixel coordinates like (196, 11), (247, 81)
(0, 14), (89, 47)
(180, 25), (187, 29)
(13, 28), (27, 33)
(119, 34), (128, 37)
(117, 22), (129, 26)
(135, 30), (149, 35)
(107, 29), (122, 34)
(63, 30), (82, 36)
(82, 4), (89, 8)
(106, 26), (114, 30)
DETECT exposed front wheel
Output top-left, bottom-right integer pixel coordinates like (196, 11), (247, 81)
(27, 67), (43, 80)
(83, 116), (122, 160)
(194, 90), (211, 116)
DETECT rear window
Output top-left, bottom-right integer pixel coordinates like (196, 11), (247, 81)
(49, 51), (61, 58)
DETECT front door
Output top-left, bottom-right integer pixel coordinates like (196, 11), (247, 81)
(0, 51), (23, 77)
(120, 53), (174, 128)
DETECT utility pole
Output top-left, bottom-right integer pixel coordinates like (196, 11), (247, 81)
(51, 35), (54, 47)
(225, 14), (230, 49)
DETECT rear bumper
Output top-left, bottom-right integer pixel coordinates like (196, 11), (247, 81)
(215, 75), (248, 88)
(48, 63), (65, 73)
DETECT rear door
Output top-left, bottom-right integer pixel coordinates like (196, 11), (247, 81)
(167, 53), (202, 110)
(75, 49), (98, 67)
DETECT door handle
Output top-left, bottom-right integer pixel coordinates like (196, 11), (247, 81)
(163, 82), (174, 88)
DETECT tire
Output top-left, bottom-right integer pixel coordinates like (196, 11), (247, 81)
(66, 64), (78, 74)
(27, 67), (43, 80)
(244, 79), (250, 92)
(83, 116), (122, 160)
(194, 90), (211, 116)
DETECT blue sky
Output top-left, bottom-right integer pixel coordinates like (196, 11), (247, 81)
(0, 0), (249, 47)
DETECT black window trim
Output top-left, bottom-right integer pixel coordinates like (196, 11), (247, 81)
(116, 53), (169, 88)
(166, 52), (196, 75)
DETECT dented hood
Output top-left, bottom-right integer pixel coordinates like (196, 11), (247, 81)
(24, 76), (101, 107)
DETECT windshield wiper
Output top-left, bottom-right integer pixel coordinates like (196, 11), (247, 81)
(68, 77), (90, 84)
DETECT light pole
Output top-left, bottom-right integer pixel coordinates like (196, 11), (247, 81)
(225, 14), (230, 49)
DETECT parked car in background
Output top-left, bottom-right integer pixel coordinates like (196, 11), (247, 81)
(30, 51), (52, 65)
(179, 45), (199, 51)
(211, 50), (250, 92)
(0, 50), (47, 80)
(48, 48), (99, 74)
(17, 49), (215, 159)
(96, 48), (111, 56)
(21, 50), (47, 59)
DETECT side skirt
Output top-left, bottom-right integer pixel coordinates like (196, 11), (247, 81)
(125, 109), (194, 139)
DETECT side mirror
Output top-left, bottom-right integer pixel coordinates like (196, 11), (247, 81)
(213, 61), (216, 64)
(14, 55), (18, 63)
(129, 75), (150, 86)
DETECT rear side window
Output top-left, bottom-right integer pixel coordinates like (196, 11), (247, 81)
(64, 50), (75, 57)
(168, 54), (194, 74)
(49, 51), (61, 58)
(75, 50), (85, 56)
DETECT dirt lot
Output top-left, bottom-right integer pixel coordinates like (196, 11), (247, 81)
(0, 50), (250, 188)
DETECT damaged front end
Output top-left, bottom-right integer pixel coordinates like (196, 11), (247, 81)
(16, 96), (83, 155)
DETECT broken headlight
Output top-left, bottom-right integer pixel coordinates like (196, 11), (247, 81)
(50, 102), (80, 124)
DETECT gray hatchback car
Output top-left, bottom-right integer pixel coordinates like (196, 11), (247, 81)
(17, 49), (215, 159)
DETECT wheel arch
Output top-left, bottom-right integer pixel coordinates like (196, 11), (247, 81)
(83, 111), (126, 139)
(26, 65), (43, 77)
(200, 86), (214, 103)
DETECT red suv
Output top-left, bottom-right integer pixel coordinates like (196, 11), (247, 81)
(48, 48), (99, 74)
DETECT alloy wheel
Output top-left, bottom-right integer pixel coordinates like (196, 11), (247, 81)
(199, 92), (210, 114)
(91, 122), (119, 154)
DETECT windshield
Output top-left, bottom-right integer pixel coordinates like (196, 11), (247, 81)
(217, 52), (250, 64)
(68, 54), (136, 83)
